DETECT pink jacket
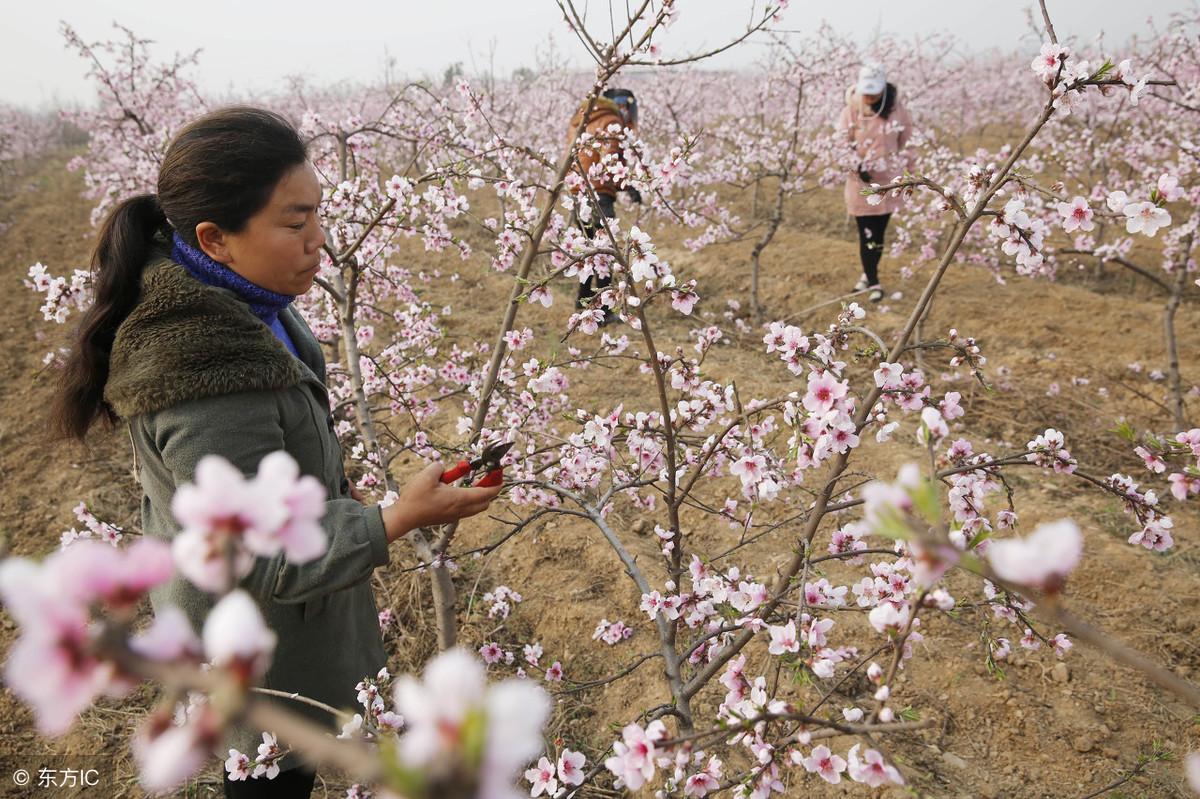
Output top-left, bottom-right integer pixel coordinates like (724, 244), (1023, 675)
(837, 87), (914, 217)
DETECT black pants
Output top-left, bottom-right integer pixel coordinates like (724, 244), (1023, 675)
(577, 192), (617, 308)
(224, 768), (315, 798)
(854, 213), (891, 286)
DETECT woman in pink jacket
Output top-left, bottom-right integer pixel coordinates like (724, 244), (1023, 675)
(838, 62), (914, 302)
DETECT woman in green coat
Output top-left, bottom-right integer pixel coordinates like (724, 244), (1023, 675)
(50, 107), (502, 798)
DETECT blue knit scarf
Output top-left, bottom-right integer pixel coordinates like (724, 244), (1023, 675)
(171, 232), (299, 357)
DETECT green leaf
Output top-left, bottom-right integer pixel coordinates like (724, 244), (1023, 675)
(461, 707), (489, 770)
(966, 528), (992, 550)
(1090, 59), (1115, 81)
(380, 742), (427, 798)
(911, 479), (941, 524)
(871, 508), (913, 541)
(1110, 421), (1137, 443)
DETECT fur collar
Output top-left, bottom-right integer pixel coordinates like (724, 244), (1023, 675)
(105, 255), (304, 418)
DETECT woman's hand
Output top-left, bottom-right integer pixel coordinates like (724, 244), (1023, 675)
(381, 462), (504, 543)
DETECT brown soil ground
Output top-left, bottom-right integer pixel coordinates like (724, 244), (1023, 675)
(1, 154), (1198, 798)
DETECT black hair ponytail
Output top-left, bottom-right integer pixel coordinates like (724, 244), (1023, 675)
(50, 194), (168, 440)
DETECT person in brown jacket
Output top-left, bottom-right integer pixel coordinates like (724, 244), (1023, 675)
(837, 62), (914, 302)
(567, 88), (641, 314)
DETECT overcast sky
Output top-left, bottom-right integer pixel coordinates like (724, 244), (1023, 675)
(2, 1), (1190, 108)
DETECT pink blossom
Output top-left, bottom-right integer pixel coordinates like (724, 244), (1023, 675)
(1128, 517), (1174, 551)
(1168, 473), (1200, 501)
(394, 648), (485, 768)
(873, 362), (903, 389)
(171, 452), (327, 592)
(683, 756), (722, 796)
(604, 720), (667, 790)
(918, 406), (949, 444)
(593, 618), (634, 645)
(987, 519), (1082, 591)
(131, 605), (201, 663)
(803, 371), (849, 414)
(802, 745), (847, 784)
(1177, 428), (1200, 453)
(767, 620), (800, 655)
(1157, 174), (1185, 202)
(225, 749), (253, 781)
(1056, 196), (1094, 233)
(868, 602), (910, 635)
(558, 747), (586, 786)
(1184, 751), (1200, 793)
(1123, 201), (1171, 237)
(480, 676), (550, 799)
(729, 454), (767, 488)
(248, 452), (328, 563)
(0, 540), (179, 736)
(393, 648), (550, 791)
(253, 732), (282, 779)
(525, 756), (558, 797)
(672, 290), (699, 315)
(133, 705), (220, 794)
(0, 592), (113, 736)
(641, 590), (680, 621)
(862, 463), (921, 525)
(1030, 42), (1070, 82)
(847, 743), (904, 787)
(1135, 446), (1167, 474)
(939, 391), (964, 420)
(202, 590), (277, 683)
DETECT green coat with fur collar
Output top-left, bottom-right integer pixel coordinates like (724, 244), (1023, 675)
(106, 254), (389, 772)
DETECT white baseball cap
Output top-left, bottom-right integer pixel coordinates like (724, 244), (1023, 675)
(856, 62), (887, 96)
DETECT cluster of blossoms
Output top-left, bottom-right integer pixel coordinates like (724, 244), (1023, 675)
(524, 747), (586, 797)
(59, 501), (124, 548)
(987, 197), (1052, 275)
(170, 452), (328, 591)
(1106, 473), (1175, 551)
(760, 306), (871, 475)
(484, 584), (524, 619)
(1111, 426), (1200, 552)
(0, 530), (282, 793)
(391, 649), (552, 797)
(472, 577), (567, 684)
(1, 448), (553, 795)
(592, 618), (634, 645)
(1105, 183), (1175, 237)
(1025, 428), (1076, 473)
(478, 639), (564, 683)
(224, 732), (286, 782)
(603, 710), (906, 795)
(1029, 42), (1153, 113)
(1164, 429), (1200, 501)
(0, 538), (175, 736)
(26, 263), (92, 324)
(336, 666), (405, 743)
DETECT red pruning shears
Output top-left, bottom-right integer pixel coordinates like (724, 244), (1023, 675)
(439, 441), (513, 488)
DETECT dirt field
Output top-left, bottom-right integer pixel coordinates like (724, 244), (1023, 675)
(1, 152), (1197, 798)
